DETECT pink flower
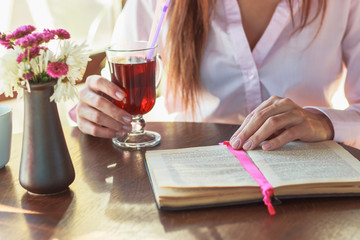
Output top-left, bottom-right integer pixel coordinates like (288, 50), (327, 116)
(31, 33), (45, 45)
(55, 29), (70, 39)
(15, 33), (46, 48)
(47, 62), (69, 78)
(16, 47), (42, 63)
(41, 31), (55, 42)
(43, 29), (70, 40)
(15, 34), (37, 48)
(16, 53), (24, 63)
(0, 33), (13, 49)
(6, 25), (36, 40)
(23, 71), (34, 80)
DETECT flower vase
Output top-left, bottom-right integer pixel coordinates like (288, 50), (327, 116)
(19, 81), (75, 195)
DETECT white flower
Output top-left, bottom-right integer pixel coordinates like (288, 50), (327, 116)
(0, 48), (19, 97)
(58, 40), (91, 85)
(28, 49), (55, 76)
(0, 26), (90, 103)
(50, 78), (79, 103)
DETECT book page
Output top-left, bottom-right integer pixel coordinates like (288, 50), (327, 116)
(146, 145), (259, 188)
(247, 141), (360, 188)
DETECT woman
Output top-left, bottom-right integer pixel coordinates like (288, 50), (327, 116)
(76, 0), (360, 150)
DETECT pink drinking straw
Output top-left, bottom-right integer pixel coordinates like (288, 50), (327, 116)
(146, 0), (170, 60)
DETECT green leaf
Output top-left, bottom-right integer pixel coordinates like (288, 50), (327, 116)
(40, 76), (49, 82)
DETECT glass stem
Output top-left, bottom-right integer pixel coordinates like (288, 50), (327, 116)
(131, 114), (145, 135)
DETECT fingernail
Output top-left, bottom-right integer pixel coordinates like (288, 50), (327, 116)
(122, 116), (132, 123)
(122, 125), (132, 132)
(115, 91), (125, 101)
(262, 142), (272, 151)
(230, 138), (241, 149)
(243, 140), (252, 150)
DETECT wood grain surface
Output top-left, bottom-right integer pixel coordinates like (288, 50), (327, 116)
(1, 122), (360, 240)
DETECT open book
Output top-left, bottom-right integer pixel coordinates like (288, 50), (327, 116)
(145, 141), (360, 210)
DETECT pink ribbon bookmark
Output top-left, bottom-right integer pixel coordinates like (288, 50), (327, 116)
(220, 141), (276, 215)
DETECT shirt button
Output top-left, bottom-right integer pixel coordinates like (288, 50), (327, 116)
(248, 71), (255, 80)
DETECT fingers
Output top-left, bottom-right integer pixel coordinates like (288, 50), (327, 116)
(262, 124), (305, 151)
(76, 75), (133, 138)
(79, 87), (132, 124)
(230, 96), (277, 142)
(230, 96), (297, 149)
(77, 103), (132, 138)
(77, 115), (126, 139)
(243, 111), (303, 151)
(77, 102), (131, 133)
(230, 96), (334, 151)
(86, 75), (126, 101)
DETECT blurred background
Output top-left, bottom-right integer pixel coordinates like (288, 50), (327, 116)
(0, 0), (126, 52)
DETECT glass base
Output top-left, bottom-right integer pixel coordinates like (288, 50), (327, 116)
(112, 130), (161, 149)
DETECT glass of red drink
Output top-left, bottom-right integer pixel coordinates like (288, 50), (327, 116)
(106, 41), (162, 149)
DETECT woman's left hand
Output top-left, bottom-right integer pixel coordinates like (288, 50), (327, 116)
(230, 96), (334, 151)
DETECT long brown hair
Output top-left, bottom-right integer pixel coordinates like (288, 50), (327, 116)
(165, 0), (327, 115)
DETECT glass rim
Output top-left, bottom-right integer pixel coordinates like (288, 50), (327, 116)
(106, 41), (158, 53)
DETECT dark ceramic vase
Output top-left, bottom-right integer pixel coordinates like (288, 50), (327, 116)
(19, 81), (75, 195)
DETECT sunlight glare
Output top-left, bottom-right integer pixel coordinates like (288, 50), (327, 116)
(0, 204), (40, 214)
(331, 89), (349, 110)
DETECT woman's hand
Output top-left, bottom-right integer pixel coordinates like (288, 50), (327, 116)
(230, 96), (334, 151)
(76, 75), (132, 138)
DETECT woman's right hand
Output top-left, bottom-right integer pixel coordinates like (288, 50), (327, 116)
(76, 75), (132, 138)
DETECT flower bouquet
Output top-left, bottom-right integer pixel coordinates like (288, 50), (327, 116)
(0, 25), (90, 102)
(0, 25), (90, 195)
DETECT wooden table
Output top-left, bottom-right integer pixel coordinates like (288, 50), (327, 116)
(1, 122), (360, 240)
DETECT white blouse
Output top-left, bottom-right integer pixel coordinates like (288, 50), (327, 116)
(111, 0), (360, 149)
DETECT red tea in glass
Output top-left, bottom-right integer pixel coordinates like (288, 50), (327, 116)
(106, 41), (162, 149)
(110, 57), (156, 115)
